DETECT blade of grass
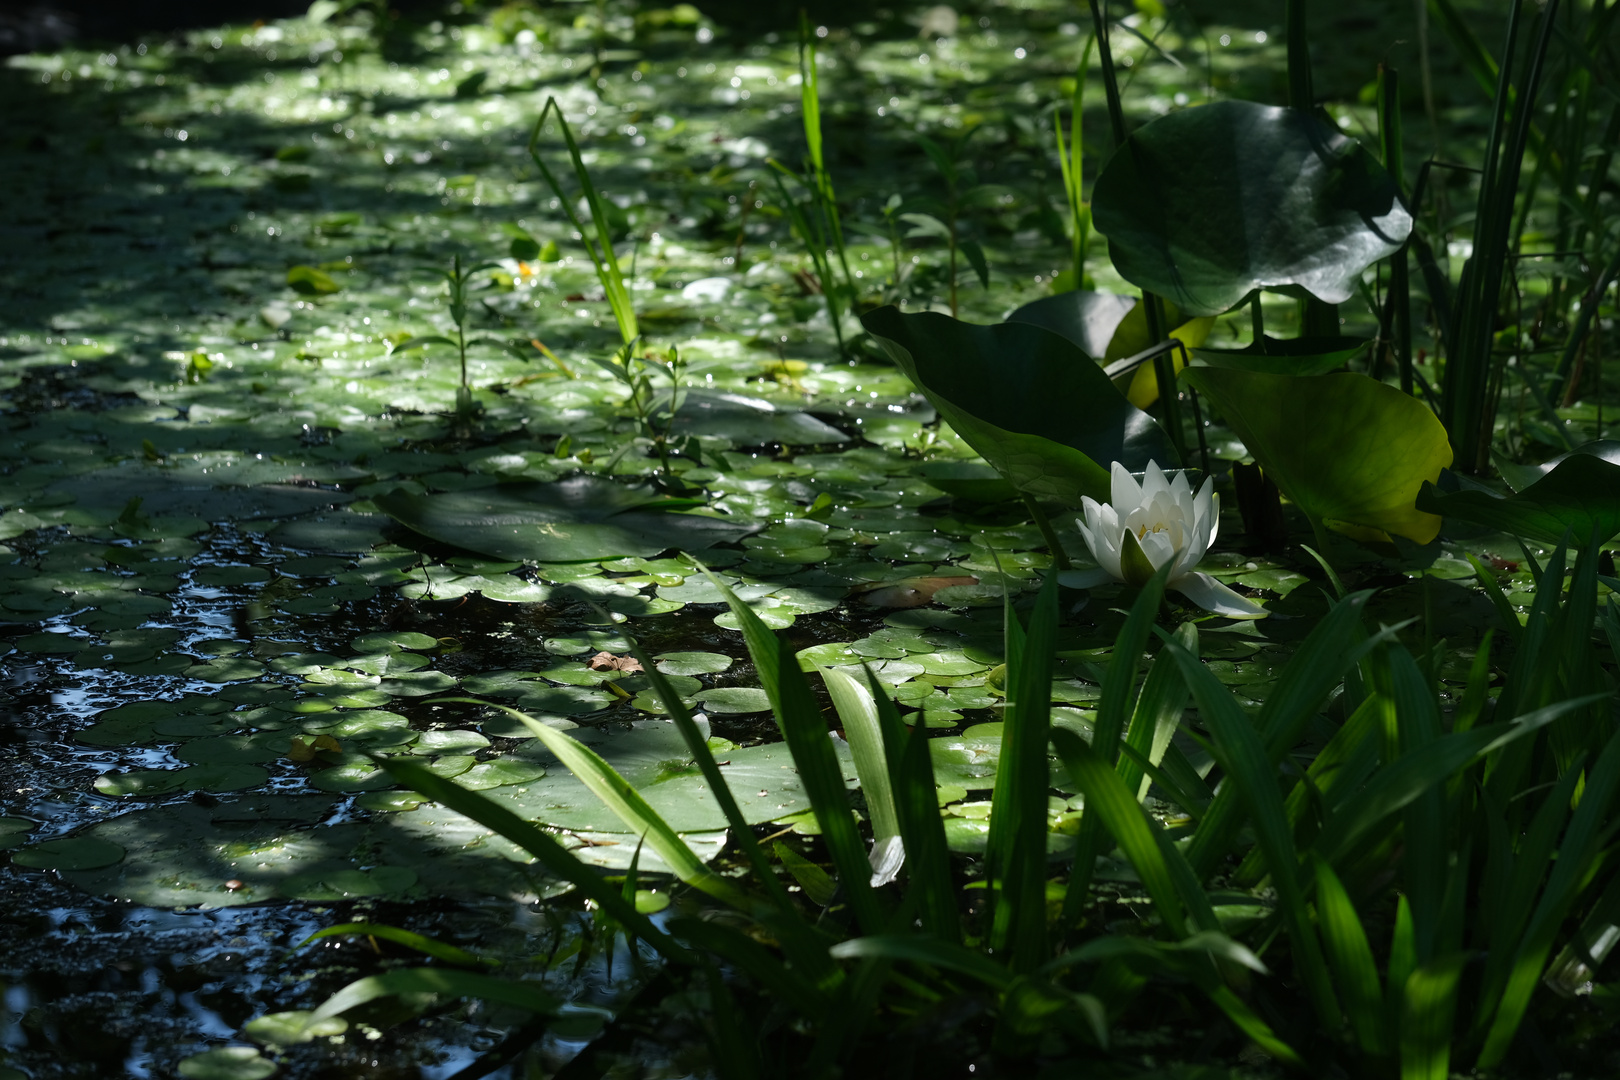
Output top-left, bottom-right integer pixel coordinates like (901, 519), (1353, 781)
(1051, 728), (1187, 939)
(820, 666), (900, 844)
(528, 98), (638, 345)
(298, 923), (499, 967)
(1157, 634), (1343, 1035)
(1478, 727), (1620, 1066)
(704, 566), (886, 934)
(628, 642), (798, 917)
(1118, 622), (1194, 801)
(1312, 693), (1606, 862)
(1062, 562), (1172, 931)
(476, 702), (745, 906)
(988, 569), (1061, 972)
(375, 756), (688, 961)
(1400, 953), (1469, 1080)
(306, 968), (558, 1030)
(1313, 858), (1390, 1057)
(869, 664), (959, 943)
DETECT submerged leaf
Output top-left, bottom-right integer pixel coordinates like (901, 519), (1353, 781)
(374, 477), (759, 562)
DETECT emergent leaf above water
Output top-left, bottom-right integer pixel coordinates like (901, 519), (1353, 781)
(1092, 100), (1412, 316)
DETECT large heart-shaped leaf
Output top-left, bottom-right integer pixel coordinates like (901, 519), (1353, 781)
(1183, 368), (1450, 543)
(374, 477), (759, 562)
(1007, 291), (1216, 408)
(862, 305), (1178, 506)
(1416, 453), (1620, 546)
(1093, 101), (1412, 316)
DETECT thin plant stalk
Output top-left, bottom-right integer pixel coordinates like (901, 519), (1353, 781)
(1085, 0), (1186, 464)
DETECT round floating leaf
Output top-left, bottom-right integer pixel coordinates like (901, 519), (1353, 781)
(0, 817), (34, 850)
(244, 1011), (349, 1047)
(287, 264), (341, 296)
(374, 477), (760, 563)
(862, 305), (1177, 506)
(1183, 368), (1450, 543)
(458, 759), (547, 790)
(177, 1047), (278, 1080)
(695, 687), (772, 714)
(654, 651), (733, 676)
(1093, 100), (1412, 316)
(96, 769), (188, 797)
(1417, 453), (1620, 546)
(13, 836), (126, 871)
(352, 631), (441, 653)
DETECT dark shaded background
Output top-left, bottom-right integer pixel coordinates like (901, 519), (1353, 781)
(0, 0), (901, 54)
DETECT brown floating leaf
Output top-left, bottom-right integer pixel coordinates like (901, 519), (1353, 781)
(588, 651), (644, 673)
(851, 575), (978, 609)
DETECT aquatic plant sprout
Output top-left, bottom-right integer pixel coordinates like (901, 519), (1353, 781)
(1072, 461), (1267, 619)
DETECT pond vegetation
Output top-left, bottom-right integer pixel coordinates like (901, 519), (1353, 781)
(2, 0), (1619, 1076)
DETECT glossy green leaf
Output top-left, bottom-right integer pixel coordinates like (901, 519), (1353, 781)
(1183, 368), (1451, 542)
(1417, 453), (1620, 546)
(1193, 335), (1367, 376)
(862, 305), (1178, 506)
(374, 477), (759, 562)
(1092, 100), (1412, 316)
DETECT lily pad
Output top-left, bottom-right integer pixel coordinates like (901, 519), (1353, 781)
(12, 836), (127, 871)
(374, 476), (760, 563)
(1417, 453), (1620, 546)
(0, 817), (34, 850)
(177, 1046), (278, 1080)
(1093, 100), (1412, 316)
(657, 389), (849, 445)
(862, 305), (1178, 506)
(1183, 368), (1451, 543)
(483, 721), (856, 833)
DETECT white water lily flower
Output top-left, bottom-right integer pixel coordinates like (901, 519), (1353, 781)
(1070, 461), (1268, 619)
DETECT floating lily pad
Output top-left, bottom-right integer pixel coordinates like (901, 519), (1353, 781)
(12, 836), (127, 871)
(176, 1046), (278, 1080)
(654, 651), (733, 676)
(1092, 100), (1412, 315)
(0, 817), (34, 850)
(485, 721), (855, 833)
(244, 1011), (349, 1047)
(374, 476), (760, 563)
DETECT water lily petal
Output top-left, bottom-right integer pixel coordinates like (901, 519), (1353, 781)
(1110, 461), (1143, 509)
(1171, 571), (1268, 619)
